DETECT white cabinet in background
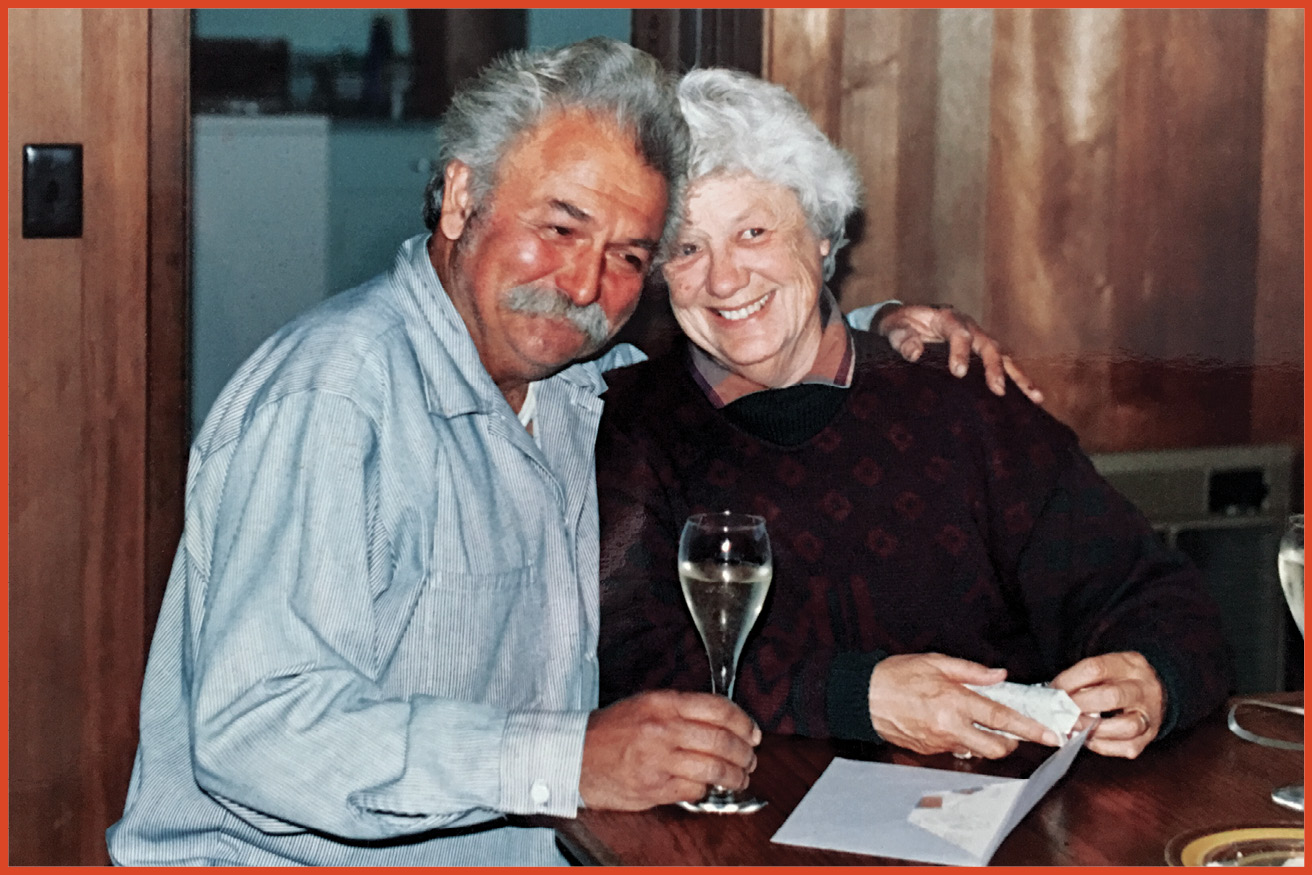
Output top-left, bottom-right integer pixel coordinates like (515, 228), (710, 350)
(328, 121), (437, 292)
(191, 114), (330, 434)
(191, 115), (438, 434)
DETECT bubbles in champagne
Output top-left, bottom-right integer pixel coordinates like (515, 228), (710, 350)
(679, 560), (772, 692)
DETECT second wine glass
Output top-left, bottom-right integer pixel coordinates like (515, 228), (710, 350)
(677, 511), (772, 814)
(1272, 513), (1303, 813)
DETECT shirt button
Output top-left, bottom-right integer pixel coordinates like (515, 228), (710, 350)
(531, 780), (551, 806)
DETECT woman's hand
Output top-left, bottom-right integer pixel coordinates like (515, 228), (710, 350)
(1050, 652), (1164, 759)
(867, 654), (1060, 758)
(876, 304), (1043, 404)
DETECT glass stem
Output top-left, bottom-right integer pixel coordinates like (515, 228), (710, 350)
(709, 657), (736, 699)
(707, 655), (740, 797)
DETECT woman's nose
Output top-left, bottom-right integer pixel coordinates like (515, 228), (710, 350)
(706, 252), (747, 299)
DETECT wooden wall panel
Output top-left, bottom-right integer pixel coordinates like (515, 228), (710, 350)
(80, 10), (151, 863)
(9, 8), (90, 862)
(1112, 11), (1265, 363)
(8, 9), (189, 865)
(764, 8), (1301, 454)
(1252, 8), (1305, 448)
(830, 8), (903, 303)
(1091, 9), (1265, 450)
(931, 10), (993, 321)
(146, 10), (191, 645)
(838, 10), (939, 307)
(987, 9), (1123, 362)
(763, 8), (843, 140)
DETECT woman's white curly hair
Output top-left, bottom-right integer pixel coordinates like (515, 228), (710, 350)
(676, 68), (862, 280)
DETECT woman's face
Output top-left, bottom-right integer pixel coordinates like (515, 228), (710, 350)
(663, 173), (831, 388)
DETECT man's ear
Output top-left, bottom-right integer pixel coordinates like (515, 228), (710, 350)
(437, 160), (476, 241)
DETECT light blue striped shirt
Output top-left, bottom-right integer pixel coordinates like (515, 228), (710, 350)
(107, 235), (643, 866)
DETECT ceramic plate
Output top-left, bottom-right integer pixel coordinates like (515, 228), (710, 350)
(1166, 824), (1303, 866)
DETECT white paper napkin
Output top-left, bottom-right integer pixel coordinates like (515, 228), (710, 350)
(965, 681), (1082, 739)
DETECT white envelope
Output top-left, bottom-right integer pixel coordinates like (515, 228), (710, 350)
(771, 724), (1093, 866)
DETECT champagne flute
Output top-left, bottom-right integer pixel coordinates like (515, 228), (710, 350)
(677, 511), (772, 814)
(1272, 513), (1303, 813)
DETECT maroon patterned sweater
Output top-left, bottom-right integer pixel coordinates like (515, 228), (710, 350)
(596, 333), (1230, 742)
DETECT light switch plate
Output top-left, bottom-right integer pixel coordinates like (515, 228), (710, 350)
(22, 143), (83, 238)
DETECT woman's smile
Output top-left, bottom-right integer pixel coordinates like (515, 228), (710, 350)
(714, 290), (774, 322)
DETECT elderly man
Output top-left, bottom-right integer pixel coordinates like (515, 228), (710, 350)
(108, 38), (1029, 866)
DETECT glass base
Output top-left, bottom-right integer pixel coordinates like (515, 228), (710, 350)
(1272, 784), (1304, 813)
(678, 787), (768, 814)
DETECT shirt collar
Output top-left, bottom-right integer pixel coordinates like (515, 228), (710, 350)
(688, 287), (855, 409)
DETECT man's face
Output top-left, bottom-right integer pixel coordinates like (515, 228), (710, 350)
(434, 109), (667, 390)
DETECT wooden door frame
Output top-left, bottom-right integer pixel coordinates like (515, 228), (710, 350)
(145, 8), (190, 649)
(7, 9), (188, 865)
(631, 9), (763, 74)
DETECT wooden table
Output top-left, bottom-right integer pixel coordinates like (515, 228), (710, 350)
(547, 693), (1303, 866)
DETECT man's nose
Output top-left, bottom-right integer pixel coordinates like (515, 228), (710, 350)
(557, 252), (605, 307)
(706, 252), (748, 299)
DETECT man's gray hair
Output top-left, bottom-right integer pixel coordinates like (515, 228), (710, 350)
(423, 37), (688, 250)
(676, 68), (862, 280)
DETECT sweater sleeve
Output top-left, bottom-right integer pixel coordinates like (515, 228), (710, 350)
(1009, 447), (1232, 737)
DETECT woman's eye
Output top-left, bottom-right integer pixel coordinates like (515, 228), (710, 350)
(742, 227), (766, 240)
(677, 243), (699, 257)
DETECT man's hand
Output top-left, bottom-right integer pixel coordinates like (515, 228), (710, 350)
(579, 690), (761, 811)
(876, 304), (1043, 404)
(1049, 652), (1164, 759)
(867, 654), (1061, 758)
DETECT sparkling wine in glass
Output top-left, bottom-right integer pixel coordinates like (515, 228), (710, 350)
(677, 511), (772, 814)
(1272, 514), (1303, 813)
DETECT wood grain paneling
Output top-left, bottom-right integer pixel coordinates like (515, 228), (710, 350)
(1088, 9), (1265, 449)
(80, 10), (151, 865)
(145, 10), (190, 641)
(9, 8), (90, 862)
(9, 9), (189, 865)
(931, 9), (993, 321)
(764, 8), (1301, 454)
(631, 9), (763, 74)
(1252, 8), (1305, 448)
(830, 8), (902, 302)
(839, 9), (938, 307)
(763, 8), (843, 140)
(987, 9), (1123, 361)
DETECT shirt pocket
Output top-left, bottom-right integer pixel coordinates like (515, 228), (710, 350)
(388, 566), (542, 702)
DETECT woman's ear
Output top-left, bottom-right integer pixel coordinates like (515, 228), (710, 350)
(437, 160), (476, 241)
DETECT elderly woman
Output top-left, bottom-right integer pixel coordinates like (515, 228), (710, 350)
(596, 68), (1229, 761)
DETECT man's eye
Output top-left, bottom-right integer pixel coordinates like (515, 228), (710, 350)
(551, 225), (574, 237)
(624, 253), (648, 272)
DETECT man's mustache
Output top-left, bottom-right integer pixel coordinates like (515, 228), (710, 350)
(505, 285), (612, 347)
